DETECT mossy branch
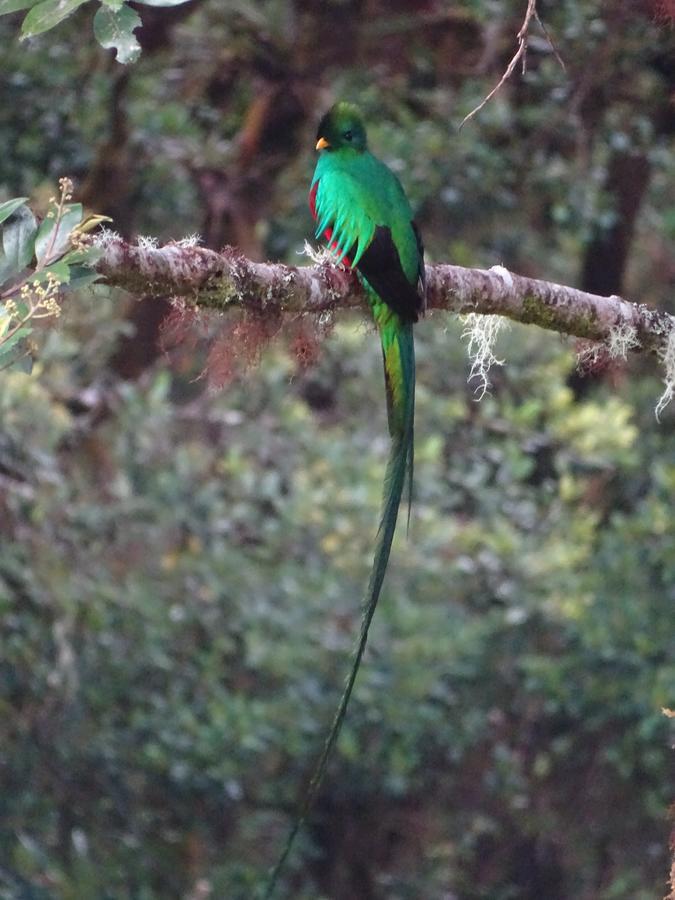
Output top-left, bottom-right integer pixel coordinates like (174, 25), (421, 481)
(95, 236), (673, 355)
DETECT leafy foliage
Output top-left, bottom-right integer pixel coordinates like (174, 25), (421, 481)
(1, 314), (673, 899)
(0, 0), (190, 62)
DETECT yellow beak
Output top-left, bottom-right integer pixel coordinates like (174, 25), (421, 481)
(315, 136), (330, 150)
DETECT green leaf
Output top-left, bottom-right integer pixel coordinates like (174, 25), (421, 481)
(0, 206), (37, 284)
(61, 244), (103, 266)
(34, 203), (83, 265)
(31, 260), (71, 285)
(0, 303), (12, 339)
(12, 351), (34, 374)
(0, 325), (33, 373)
(0, 325), (31, 352)
(0, 198), (29, 225)
(20, 0), (88, 37)
(67, 266), (102, 290)
(93, 4), (141, 65)
(133, 0), (191, 5)
(0, 346), (33, 374)
(0, 0), (40, 14)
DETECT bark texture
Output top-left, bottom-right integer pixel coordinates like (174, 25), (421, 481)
(95, 237), (673, 354)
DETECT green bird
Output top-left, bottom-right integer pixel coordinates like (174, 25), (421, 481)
(264, 102), (424, 896)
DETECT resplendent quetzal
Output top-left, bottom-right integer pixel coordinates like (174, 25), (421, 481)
(265, 102), (425, 895)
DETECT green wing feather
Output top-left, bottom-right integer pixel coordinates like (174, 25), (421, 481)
(264, 147), (422, 898)
(313, 167), (375, 266)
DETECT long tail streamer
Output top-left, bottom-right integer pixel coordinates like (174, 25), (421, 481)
(263, 317), (415, 898)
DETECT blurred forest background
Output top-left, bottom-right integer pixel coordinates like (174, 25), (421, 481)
(1, 1), (675, 898)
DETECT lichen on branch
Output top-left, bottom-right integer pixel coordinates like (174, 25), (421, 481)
(94, 234), (675, 361)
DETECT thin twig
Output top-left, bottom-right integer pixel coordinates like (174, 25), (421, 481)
(535, 9), (566, 71)
(459, 0), (565, 129)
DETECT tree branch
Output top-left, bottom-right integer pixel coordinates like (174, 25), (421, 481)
(95, 236), (673, 355)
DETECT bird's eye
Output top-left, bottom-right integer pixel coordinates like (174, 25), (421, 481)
(344, 130), (353, 141)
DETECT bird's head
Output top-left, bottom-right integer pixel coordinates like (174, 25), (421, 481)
(315, 102), (367, 153)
